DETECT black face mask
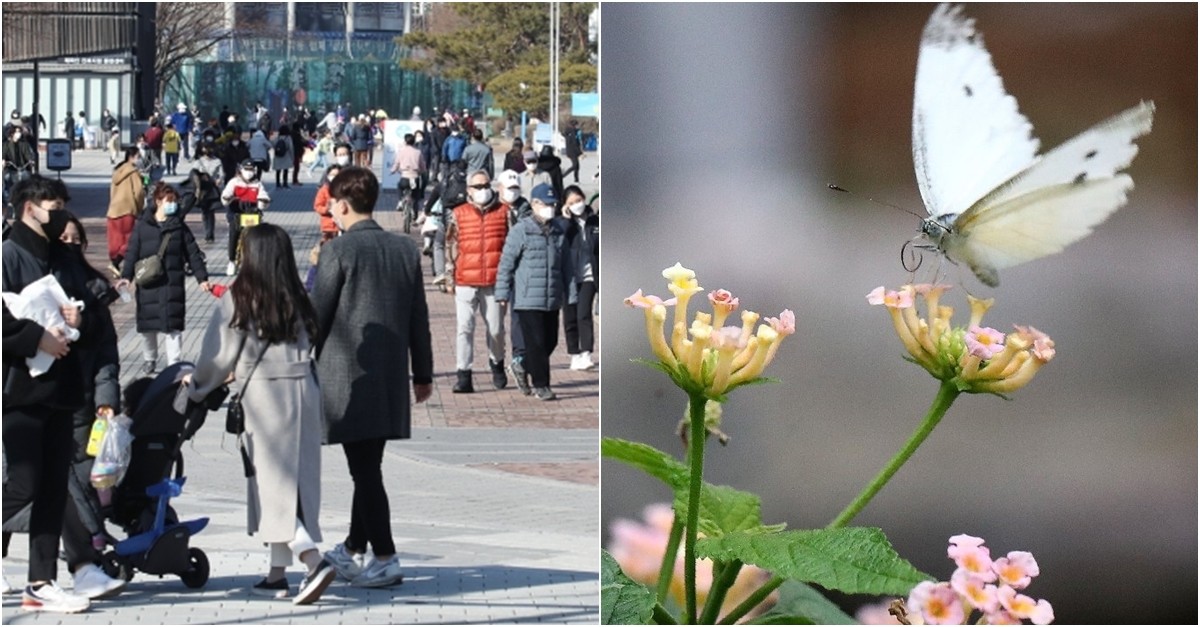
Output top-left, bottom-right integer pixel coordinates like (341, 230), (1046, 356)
(41, 209), (70, 241)
(64, 242), (84, 257)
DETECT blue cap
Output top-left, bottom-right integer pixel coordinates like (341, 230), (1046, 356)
(530, 183), (556, 205)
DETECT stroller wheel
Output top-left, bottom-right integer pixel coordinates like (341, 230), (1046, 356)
(180, 547), (210, 589)
(101, 551), (134, 582)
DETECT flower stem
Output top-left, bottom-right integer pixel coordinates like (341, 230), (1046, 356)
(654, 603), (679, 624)
(716, 575), (784, 625)
(683, 392), (707, 624)
(699, 559), (743, 624)
(657, 516), (684, 604)
(828, 379), (960, 529)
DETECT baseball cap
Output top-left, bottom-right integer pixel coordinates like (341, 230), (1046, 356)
(497, 169), (520, 189)
(530, 183), (556, 206)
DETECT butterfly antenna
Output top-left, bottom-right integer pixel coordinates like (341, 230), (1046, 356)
(828, 184), (926, 220)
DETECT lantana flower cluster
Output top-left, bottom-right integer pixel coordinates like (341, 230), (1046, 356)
(867, 285), (1055, 394)
(626, 263), (794, 399)
(905, 534), (1053, 625)
(608, 504), (777, 623)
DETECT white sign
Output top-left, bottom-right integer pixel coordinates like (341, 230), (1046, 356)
(380, 119), (424, 190)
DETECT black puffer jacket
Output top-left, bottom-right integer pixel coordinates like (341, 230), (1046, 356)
(120, 211), (208, 333)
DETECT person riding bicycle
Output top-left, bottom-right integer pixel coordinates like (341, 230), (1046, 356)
(389, 132), (426, 225)
(219, 159), (271, 275)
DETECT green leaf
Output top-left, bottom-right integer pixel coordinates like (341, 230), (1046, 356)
(674, 483), (774, 537)
(601, 438), (689, 489)
(601, 550), (657, 625)
(696, 527), (932, 596)
(747, 616), (817, 625)
(750, 580), (857, 625)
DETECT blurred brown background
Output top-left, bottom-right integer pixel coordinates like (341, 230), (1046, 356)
(600, 3), (1196, 624)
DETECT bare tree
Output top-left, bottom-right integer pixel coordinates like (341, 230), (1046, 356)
(153, 2), (238, 101)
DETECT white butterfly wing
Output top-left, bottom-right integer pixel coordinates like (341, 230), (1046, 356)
(949, 102), (1154, 286)
(913, 3), (1040, 219)
(945, 175), (1135, 287)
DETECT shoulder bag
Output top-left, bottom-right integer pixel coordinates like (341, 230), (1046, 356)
(133, 232), (172, 287)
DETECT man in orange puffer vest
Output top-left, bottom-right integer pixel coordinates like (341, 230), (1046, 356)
(445, 169), (511, 394)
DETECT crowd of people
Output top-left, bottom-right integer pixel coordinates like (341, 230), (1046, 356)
(1, 100), (597, 614)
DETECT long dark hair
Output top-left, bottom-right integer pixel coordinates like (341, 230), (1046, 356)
(229, 223), (318, 344)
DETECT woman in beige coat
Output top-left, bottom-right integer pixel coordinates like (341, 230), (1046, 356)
(184, 223), (336, 605)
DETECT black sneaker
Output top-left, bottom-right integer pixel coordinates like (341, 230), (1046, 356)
(251, 576), (290, 599)
(490, 359), (508, 390)
(452, 370), (474, 394)
(510, 358), (532, 396)
(293, 559), (336, 605)
(534, 387), (557, 401)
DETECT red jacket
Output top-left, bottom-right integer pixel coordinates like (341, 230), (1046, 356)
(144, 125), (163, 149)
(452, 200), (509, 287)
(313, 184), (337, 234)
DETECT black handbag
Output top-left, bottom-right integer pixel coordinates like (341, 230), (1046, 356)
(225, 347), (266, 435)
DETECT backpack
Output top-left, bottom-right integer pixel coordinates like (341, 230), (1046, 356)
(442, 162), (469, 209)
(273, 137), (287, 158)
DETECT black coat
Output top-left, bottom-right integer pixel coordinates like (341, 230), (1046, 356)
(120, 212), (208, 333)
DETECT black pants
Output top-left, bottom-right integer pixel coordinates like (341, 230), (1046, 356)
(275, 169), (290, 188)
(342, 438), (395, 556)
(200, 200), (217, 241)
(3, 406), (75, 582)
(563, 281), (597, 354)
(510, 305), (525, 359)
(517, 309), (560, 388)
(562, 155), (581, 182)
(227, 210), (242, 262)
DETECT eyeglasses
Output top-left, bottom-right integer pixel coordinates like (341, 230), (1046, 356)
(468, 184), (491, 190)
(34, 202), (63, 212)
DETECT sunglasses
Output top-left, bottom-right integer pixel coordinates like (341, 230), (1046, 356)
(468, 184), (491, 190)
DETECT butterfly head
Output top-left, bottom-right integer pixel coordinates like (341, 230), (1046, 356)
(919, 214), (954, 245)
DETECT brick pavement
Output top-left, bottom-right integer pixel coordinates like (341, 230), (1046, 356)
(2, 146), (600, 624)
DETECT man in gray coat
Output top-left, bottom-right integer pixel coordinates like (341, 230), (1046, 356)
(311, 166), (434, 588)
(461, 129), (493, 179)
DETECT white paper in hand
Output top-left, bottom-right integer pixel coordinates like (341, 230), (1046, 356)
(2, 274), (85, 376)
(912, 4), (1154, 287)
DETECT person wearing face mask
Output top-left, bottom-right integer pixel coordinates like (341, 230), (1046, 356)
(559, 185), (599, 371)
(219, 131), (250, 183)
(518, 150), (551, 201)
(496, 170), (533, 395)
(495, 183), (570, 401)
(117, 182), (212, 375)
(4, 214), (129, 601)
(221, 159), (272, 276)
(3, 124), (36, 192)
(332, 142), (353, 168)
(313, 164), (343, 244)
(106, 147), (147, 277)
(444, 170), (511, 393)
(2, 176), (97, 612)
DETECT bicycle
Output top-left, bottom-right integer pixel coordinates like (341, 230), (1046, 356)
(395, 178), (418, 234)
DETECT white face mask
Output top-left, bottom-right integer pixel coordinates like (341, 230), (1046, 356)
(228, 117), (235, 124)
(534, 205), (555, 222)
(501, 188), (519, 204)
(331, 200), (347, 231)
(471, 188), (494, 206)
(162, 202), (179, 216)
(568, 201), (586, 216)
(12, 132), (21, 141)
(335, 155), (350, 166)
(241, 169), (256, 180)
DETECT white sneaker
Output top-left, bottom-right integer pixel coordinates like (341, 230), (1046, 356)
(21, 581), (90, 613)
(577, 351), (595, 370)
(2, 572), (14, 596)
(324, 543), (369, 581)
(568, 354), (581, 370)
(71, 564), (126, 600)
(226, 261), (237, 276)
(350, 555), (403, 588)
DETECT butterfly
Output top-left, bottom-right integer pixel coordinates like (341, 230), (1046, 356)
(911, 4), (1154, 287)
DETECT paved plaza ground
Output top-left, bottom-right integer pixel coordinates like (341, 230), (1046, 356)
(2, 144), (600, 624)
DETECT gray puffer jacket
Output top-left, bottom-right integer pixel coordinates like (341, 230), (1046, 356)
(495, 215), (571, 311)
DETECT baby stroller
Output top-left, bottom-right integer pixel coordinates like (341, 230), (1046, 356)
(99, 362), (227, 589)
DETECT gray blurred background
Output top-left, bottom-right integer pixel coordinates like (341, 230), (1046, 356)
(599, 4), (1196, 624)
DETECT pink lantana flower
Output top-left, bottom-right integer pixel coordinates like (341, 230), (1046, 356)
(708, 289), (740, 328)
(965, 325), (1006, 360)
(948, 535), (996, 582)
(902, 535), (1053, 625)
(907, 581), (966, 625)
(868, 285), (1055, 394)
(627, 265), (793, 400)
(997, 586), (1055, 625)
(993, 551), (1040, 590)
